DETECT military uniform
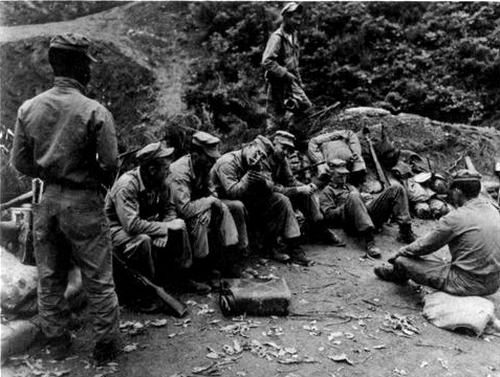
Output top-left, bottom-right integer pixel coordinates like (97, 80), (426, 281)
(393, 197), (500, 296)
(308, 129), (366, 176)
(319, 184), (411, 233)
(105, 160), (192, 280)
(167, 154), (241, 258)
(266, 131), (323, 225)
(211, 147), (301, 248)
(11, 35), (120, 346)
(262, 3), (312, 130)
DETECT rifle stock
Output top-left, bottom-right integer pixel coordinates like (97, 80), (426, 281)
(114, 253), (188, 318)
(295, 160), (326, 174)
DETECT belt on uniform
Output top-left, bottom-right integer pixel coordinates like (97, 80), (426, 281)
(45, 180), (102, 192)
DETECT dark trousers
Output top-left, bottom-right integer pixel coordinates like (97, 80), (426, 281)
(244, 192), (301, 247)
(111, 226), (192, 283)
(327, 185), (410, 234)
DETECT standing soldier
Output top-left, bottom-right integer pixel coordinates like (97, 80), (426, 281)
(168, 132), (246, 284)
(11, 34), (121, 363)
(262, 2), (312, 132)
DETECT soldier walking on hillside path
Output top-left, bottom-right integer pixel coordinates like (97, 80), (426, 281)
(11, 33), (122, 363)
(262, 2), (312, 132)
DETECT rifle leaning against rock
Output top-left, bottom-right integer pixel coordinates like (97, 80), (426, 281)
(363, 127), (390, 189)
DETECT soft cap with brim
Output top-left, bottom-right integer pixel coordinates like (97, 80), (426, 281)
(328, 158), (349, 174)
(451, 169), (481, 185)
(274, 130), (296, 149)
(281, 2), (303, 16)
(192, 131), (221, 158)
(136, 142), (174, 164)
(254, 135), (274, 157)
(50, 33), (97, 62)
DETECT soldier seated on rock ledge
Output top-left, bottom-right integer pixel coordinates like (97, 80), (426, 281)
(375, 170), (500, 296)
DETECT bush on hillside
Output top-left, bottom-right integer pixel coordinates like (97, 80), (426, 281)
(184, 2), (500, 137)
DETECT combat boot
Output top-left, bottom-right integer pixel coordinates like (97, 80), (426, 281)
(322, 228), (346, 247)
(270, 247), (291, 263)
(397, 223), (417, 244)
(374, 264), (408, 285)
(288, 244), (312, 266)
(365, 240), (381, 259)
(46, 332), (72, 361)
(93, 337), (123, 365)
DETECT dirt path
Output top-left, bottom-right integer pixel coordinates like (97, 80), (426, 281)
(1, 3), (499, 377)
(0, 2), (195, 116)
(3, 221), (500, 377)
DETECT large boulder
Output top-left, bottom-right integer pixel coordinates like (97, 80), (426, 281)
(315, 107), (500, 177)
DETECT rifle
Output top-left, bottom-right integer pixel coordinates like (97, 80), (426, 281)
(307, 102), (341, 120)
(113, 253), (188, 318)
(294, 160), (326, 174)
(363, 128), (390, 189)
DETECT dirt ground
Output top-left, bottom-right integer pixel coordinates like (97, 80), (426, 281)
(2, 220), (499, 377)
(1, 3), (499, 376)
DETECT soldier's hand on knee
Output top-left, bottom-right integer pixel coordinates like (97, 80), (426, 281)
(153, 235), (168, 248)
(167, 218), (186, 231)
(387, 251), (401, 264)
(297, 184), (315, 195)
(198, 210), (211, 225)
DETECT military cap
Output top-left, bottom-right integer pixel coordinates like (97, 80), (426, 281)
(254, 135), (275, 157)
(281, 2), (303, 16)
(192, 131), (221, 158)
(136, 142), (174, 164)
(451, 169), (481, 185)
(328, 158), (349, 174)
(274, 130), (296, 149)
(49, 33), (97, 62)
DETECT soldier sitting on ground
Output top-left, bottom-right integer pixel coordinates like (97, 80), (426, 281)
(168, 132), (247, 289)
(211, 135), (309, 265)
(375, 170), (500, 296)
(105, 143), (193, 308)
(318, 159), (417, 258)
(266, 130), (345, 245)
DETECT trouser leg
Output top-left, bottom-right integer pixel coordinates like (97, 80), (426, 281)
(266, 83), (287, 131)
(111, 230), (155, 280)
(368, 184), (411, 227)
(223, 200), (249, 249)
(396, 256), (500, 296)
(187, 211), (211, 259)
(266, 192), (301, 240)
(213, 201), (239, 248)
(33, 199), (71, 339)
(57, 190), (119, 344)
(393, 256), (448, 291)
(288, 191), (323, 224)
(343, 191), (375, 233)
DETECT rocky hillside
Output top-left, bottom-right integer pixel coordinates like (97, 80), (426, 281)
(1, 2), (500, 202)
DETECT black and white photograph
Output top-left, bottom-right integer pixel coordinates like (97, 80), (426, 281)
(1, 1), (499, 376)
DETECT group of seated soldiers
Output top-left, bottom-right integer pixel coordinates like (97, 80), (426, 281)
(106, 127), (426, 311)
